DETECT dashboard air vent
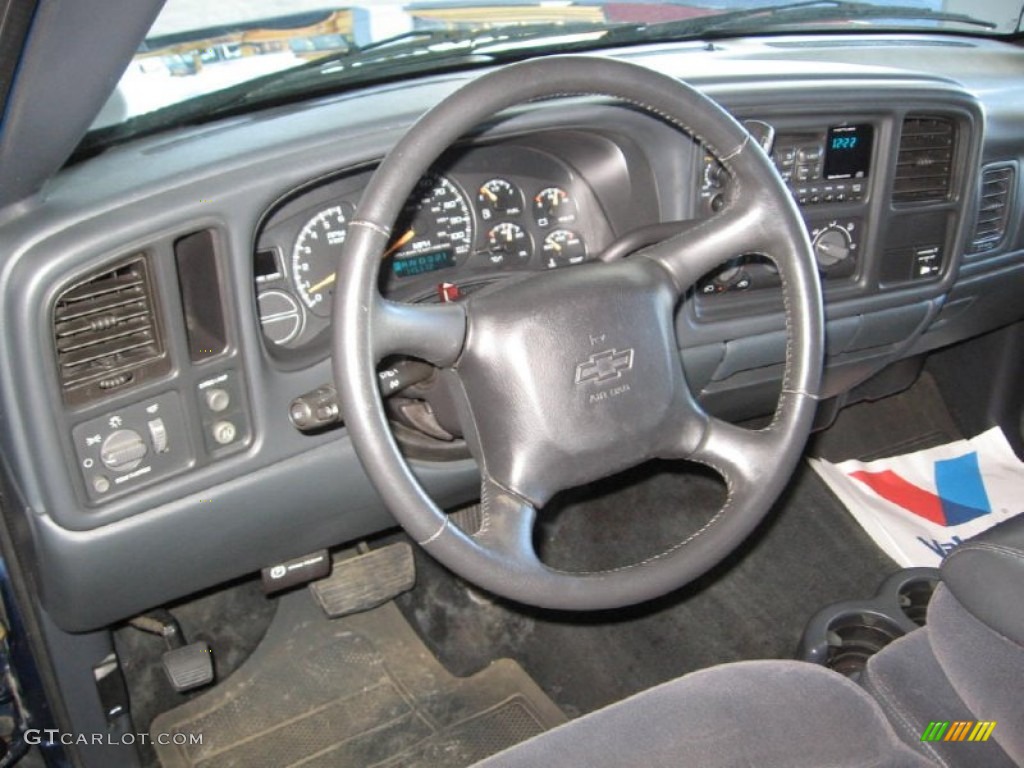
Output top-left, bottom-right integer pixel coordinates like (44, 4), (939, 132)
(893, 116), (956, 204)
(970, 164), (1015, 254)
(53, 257), (168, 405)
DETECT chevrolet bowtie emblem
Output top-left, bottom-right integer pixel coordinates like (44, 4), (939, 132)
(575, 348), (635, 384)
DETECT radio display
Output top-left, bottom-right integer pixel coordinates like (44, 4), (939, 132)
(824, 124), (873, 180)
(391, 249), (455, 278)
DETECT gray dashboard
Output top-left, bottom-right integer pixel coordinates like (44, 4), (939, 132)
(2, 34), (1023, 632)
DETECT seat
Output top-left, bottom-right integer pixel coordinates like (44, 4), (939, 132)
(474, 515), (1024, 768)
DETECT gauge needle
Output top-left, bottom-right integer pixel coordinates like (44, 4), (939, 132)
(306, 228), (416, 295)
(480, 186), (497, 203)
(307, 271), (337, 296)
(385, 228), (415, 257)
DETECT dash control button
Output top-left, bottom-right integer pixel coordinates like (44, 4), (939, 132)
(205, 388), (231, 413)
(212, 420), (237, 446)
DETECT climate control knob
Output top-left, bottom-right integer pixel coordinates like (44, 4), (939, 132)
(811, 223), (854, 268)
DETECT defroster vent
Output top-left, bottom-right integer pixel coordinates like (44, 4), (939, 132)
(53, 257), (169, 405)
(893, 116), (956, 203)
(970, 164), (1015, 254)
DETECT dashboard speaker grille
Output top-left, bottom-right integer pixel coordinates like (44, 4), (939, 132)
(970, 164), (1015, 254)
(53, 256), (168, 404)
(893, 116), (956, 203)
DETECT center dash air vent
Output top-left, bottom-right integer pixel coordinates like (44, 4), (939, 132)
(53, 257), (169, 405)
(893, 116), (956, 204)
(970, 164), (1015, 254)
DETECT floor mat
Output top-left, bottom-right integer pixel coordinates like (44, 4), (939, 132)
(115, 577), (278, 768)
(150, 591), (565, 768)
(809, 372), (962, 462)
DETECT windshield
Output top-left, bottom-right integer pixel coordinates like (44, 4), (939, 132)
(89, 0), (1023, 136)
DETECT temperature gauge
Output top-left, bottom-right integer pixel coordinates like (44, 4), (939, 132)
(542, 229), (586, 268)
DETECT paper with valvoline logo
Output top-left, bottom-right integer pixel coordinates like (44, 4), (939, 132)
(809, 428), (1023, 567)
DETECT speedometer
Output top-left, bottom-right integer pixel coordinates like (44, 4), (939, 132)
(291, 205), (348, 318)
(389, 174), (472, 279)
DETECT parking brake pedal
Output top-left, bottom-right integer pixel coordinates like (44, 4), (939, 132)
(311, 542), (416, 618)
(128, 610), (214, 693)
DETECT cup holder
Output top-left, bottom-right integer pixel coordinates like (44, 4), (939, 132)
(824, 612), (906, 678)
(797, 567), (941, 678)
(897, 577), (939, 627)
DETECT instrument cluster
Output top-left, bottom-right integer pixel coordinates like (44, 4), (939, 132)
(255, 146), (608, 350)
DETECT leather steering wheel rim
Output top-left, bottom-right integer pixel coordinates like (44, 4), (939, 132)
(333, 55), (824, 611)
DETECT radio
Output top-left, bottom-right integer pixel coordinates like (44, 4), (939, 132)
(700, 122), (874, 213)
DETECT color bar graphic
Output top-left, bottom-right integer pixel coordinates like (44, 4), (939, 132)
(968, 721), (997, 742)
(921, 721), (997, 742)
(921, 721), (949, 742)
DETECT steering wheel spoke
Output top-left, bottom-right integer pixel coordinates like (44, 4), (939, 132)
(470, 479), (542, 566)
(640, 202), (778, 293)
(373, 297), (467, 367)
(688, 414), (783, 485)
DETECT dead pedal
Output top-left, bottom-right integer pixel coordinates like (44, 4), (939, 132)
(311, 542), (416, 618)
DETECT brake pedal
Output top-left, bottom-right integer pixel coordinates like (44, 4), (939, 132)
(162, 642), (214, 693)
(311, 542), (415, 618)
(128, 610), (215, 693)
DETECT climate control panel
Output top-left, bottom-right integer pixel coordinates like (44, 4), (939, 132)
(809, 218), (861, 277)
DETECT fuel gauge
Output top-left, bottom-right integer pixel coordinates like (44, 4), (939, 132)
(477, 178), (523, 221)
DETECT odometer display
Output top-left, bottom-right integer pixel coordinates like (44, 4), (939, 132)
(392, 249), (456, 278)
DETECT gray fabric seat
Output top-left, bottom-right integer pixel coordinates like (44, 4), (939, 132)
(476, 659), (932, 767)
(475, 515), (1024, 768)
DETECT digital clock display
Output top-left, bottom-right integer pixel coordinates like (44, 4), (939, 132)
(391, 249), (455, 278)
(823, 124), (873, 180)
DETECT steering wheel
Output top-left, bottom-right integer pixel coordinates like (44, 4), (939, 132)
(333, 56), (824, 611)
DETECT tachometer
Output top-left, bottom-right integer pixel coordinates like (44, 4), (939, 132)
(291, 205), (348, 318)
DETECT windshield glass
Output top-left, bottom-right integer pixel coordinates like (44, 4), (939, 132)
(90, 0), (1023, 134)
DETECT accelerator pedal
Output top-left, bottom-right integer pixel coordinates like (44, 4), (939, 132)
(311, 542), (415, 619)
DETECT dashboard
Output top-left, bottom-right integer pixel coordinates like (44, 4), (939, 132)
(3, 34), (1024, 633)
